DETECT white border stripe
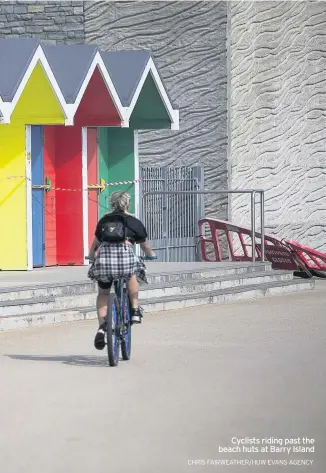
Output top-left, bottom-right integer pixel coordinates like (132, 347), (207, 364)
(134, 130), (140, 257)
(81, 127), (89, 265)
(134, 130), (140, 219)
(0, 95), (3, 123)
(25, 125), (33, 270)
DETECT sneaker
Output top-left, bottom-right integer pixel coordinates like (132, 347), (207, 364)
(131, 307), (143, 325)
(94, 323), (106, 350)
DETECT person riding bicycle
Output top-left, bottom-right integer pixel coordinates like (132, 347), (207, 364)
(88, 191), (156, 350)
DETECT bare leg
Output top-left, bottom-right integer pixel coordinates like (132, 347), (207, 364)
(94, 287), (111, 350)
(127, 275), (139, 309)
(97, 287), (110, 326)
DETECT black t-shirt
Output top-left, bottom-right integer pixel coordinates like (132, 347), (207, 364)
(95, 212), (148, 244)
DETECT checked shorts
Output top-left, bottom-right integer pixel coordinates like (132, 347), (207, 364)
(88, 243), (147, 284)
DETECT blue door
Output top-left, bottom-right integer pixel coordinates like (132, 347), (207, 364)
(31, 126), (45, 267)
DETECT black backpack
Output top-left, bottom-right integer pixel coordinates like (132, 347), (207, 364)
(100, 214), (127, 243)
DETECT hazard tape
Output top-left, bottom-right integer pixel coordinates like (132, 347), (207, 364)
(0, 175), (26, 181)
(0, 176), (142, 191)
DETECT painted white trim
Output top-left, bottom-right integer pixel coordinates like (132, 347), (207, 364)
(126, 57), (179, 129)
(0, 102), (4, 123)
(5, 45), (70, 124)
(72, 52), (129, 127)
(134, 130), (140, 219)
(25, 125), (33, 271)
(1, 102), (11, 124)
(171, 109), (179, 131)
(134, 130), (140, 257)
(81, 127), (89, 265)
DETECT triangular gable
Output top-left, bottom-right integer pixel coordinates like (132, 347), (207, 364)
(1, 43), (69, 124)
(128, 57), (178, 129)
(101, 50), (151, 106)
(11, 61), (66, 124)
(101, 50), (178, 130)
(130, 73), (171, 129)
(74, 67), (122, 126)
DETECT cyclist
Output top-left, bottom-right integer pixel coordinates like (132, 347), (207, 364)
(88, 191), (156, 350)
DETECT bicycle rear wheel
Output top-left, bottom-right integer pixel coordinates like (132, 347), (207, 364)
(106, 294), (120, 367)
(121, 292), (132, 361)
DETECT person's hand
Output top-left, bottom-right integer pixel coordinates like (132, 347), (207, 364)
(144, 254), (158, 261)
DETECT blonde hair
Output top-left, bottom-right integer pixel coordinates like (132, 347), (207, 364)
(110, 191), (131, 212)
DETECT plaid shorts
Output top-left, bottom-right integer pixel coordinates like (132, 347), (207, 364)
(88, 243), (147, 284)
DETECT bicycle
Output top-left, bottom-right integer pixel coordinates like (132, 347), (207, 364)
(87, 255), (157, 367)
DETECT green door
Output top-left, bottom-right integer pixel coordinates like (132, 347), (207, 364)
(98, 128), (136, 218)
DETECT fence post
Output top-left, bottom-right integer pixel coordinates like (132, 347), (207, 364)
(193, 166), (205, 261)
(260, 191), (265, 262)
(251, 191), (256, 263)
(162, 168), (169, 262)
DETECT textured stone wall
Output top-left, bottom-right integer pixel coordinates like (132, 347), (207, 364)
(0, 1), (84, 44)
(230, 1), (326, 251)
(84, 1), (228, 221)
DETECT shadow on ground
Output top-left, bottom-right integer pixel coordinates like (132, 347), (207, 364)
(5, 354), (110, 368)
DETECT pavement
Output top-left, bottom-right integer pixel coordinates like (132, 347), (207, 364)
(0, 281), (325, 473)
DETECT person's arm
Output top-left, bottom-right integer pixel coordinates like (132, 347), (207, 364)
(140, 241), (156, 258)
(129, 216), (156, 257)
(88, 236), (100, 261)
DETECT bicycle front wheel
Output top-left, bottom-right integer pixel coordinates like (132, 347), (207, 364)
(106, 294), (120, 367)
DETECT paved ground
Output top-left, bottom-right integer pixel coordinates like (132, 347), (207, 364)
(1, 283), (325, 473)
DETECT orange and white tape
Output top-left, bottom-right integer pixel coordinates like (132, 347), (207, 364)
(1, 176), (142, 191)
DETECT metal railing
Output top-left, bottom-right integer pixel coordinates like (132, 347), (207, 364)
(142, 189), (265, 263)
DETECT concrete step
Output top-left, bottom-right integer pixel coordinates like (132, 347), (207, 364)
(141, 270), (293, 299)
(0, 270), (292, 318)
(0, 278), (315, 331)
(140, 279), (315, 312)
(147, 262), (272, 284)
(0, 262), (271, 303)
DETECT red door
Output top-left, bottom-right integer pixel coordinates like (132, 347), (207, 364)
(44, 126), (57, 266)
(87, 128), (99, 250)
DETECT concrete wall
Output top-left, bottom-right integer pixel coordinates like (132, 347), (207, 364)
(0, 1), (84, 43)
(84, 1), (228, 220)
(230, 1), (326, 251)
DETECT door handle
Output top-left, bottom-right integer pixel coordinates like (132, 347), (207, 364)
(88, 178), (105, 193)
(32, 177), (51, 192)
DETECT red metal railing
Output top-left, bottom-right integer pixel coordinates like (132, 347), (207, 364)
(199, 218), (282, 263)
(199, 218), (326, 275)
(283, 239), (326, 272)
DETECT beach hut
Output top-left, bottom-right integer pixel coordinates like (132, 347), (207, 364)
(0, 39), (179, 270)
